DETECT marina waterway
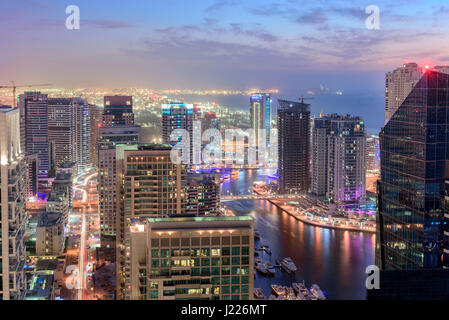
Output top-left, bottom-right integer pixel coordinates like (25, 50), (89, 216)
(221, 169), (376, 300)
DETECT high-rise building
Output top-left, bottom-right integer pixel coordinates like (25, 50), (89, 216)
(250, 93), (271, 153)
(277, 99), (311, 193)
(18, 92), (50, 192)
(46, 190), (69, 227)
(98, 125), (140, 242)
(434, 65), (449, 74)
(98, 95), (140, 245)
(366, 133), (380, 173)
(377, 69), (449, 270)
(48, 98), (75, 169)
(52, 172), (74, 209)
(24, 153), (39, 199)
(202, 112), (221, 133)
(311, 116), (331, 196)
(89, 104), (103, 167)
(73, 98), (91, 172)
(186, 174), (221, 216)
(103, 96), (134, 126)
(443, 180), (449, 268)
(35, 212), (64, 256)
(116, 144), (186, 299)
(312, 114), (366, 202)
(162, 103), (200, 165)
(128, 216), (254, 300)
(0, 106), (27, 300)
(385, 62), (422, 123)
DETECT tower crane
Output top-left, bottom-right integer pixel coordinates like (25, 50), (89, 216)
(0, 81), (52, 107)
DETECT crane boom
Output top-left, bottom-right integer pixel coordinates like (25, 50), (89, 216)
(0, 83), (51, 107)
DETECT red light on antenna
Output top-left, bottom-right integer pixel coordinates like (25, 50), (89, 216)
(425, 65), (430, 69)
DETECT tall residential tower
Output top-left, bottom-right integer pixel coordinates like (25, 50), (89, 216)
(0, 106), (27, 300)
(277, 99), (311, 193)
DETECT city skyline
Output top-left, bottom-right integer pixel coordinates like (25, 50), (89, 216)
(3, 0), (449, 304)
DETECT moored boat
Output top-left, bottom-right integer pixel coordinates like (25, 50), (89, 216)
(256, 263), (269, 275)
(254, 288), (265, 300)
(281, 257), (297, 273)
(271, 284), (286, 296)
(310, 284), (326, 300)
(293, 281), (310, 297)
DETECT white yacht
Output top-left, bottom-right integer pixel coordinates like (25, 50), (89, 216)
(281, 257), (297, 273)
(310, 284), (326, 300)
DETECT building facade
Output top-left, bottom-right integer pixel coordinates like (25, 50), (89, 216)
(250, 93), (271, 152)
(89, 104), (103, 167)
(18, 92), (50, 192)
(103, 96), (134, 126)
(36, 212), (65, 256)
(377, 69), (449, 270)
(277, 99), (311, 193)
(0, 106), (27, 300)
(73, 98), (91, 172)
(128, 216), (254, 300)
(186, 174), (221, 216)
(48, 98), (75, 170)
(98, 125), (140, 242)
(116, 144), (186, 299)
(385, 62), (422, 123)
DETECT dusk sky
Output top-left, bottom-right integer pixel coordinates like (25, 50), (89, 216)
(2, 0), (449, 93)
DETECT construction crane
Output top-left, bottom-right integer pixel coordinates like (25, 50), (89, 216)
(0, 81), (52, 107)
(298, 95), (314, 104)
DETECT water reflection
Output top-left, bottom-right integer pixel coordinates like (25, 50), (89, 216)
(222, 169), (375, 300)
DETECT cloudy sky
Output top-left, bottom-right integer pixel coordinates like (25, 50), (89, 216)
(1, 0), (449, 93)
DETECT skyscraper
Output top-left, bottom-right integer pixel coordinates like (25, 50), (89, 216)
(18, 92), (50, 192)
(98, 95), (140, 245)
(0, 106), (27, 300)
(162, 103), (201, 165)
(128, 216), (254, 300)
(385, 62), (422, 123)
(377, 69), (449, 270)
(202, 112), (221, 133)
(277, 99), (311, 193)
(186, 174), (221, 216)
(116, 144), (186, 300)
(311, 116), (331, 196)
(434, 65), (449, 74)
(312, 114), (366, 202)
(366, 133), (380, 173)
(48, 98), (75, 169)
(89, 104), (103, 167)
(103, 95), (134, 126)
(73, 98), (91, 172)
(250, 93), (271, 153)
(98, 126), (140, 242)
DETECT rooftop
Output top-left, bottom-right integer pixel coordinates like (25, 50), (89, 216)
(38, 212), (63, 228)
(146, 216), (252, 223)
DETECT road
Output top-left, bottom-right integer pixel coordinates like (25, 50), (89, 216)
(78, 206), (87, 299)
(62, 168), (100, 300)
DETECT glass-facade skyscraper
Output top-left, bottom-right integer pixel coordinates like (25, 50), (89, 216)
(377, 70), (449, 270)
